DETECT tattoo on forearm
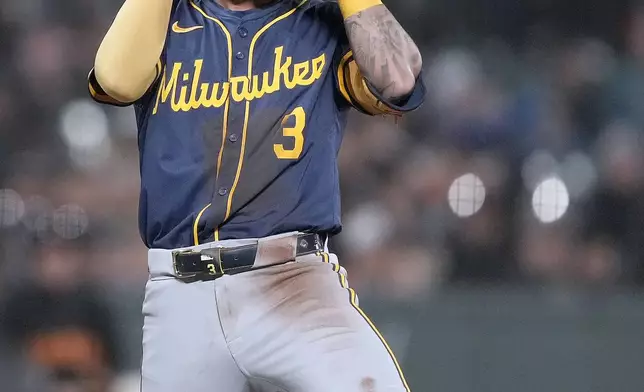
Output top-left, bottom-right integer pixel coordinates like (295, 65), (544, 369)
(344, 5), (422, 99)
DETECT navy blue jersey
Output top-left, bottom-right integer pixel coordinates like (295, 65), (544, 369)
(89, 0), (425, 249)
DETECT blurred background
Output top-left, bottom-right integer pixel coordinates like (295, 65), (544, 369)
(1, 0), (644, 391)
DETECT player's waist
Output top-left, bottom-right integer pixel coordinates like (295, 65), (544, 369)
(148, 231), (328, 280)
(140, 170), (342, 249)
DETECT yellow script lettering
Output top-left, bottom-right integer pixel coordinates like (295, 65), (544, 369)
(230, 76), (250, 102)
(152, 47), (327, 114)
(272, 46), (296, 91)
(153, 63), (181, 115)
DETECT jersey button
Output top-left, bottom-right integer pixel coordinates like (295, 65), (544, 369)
(228, 134), (238, 143)
(238, 27), (248, 38)
(218, 187), (228, 196)
(236, 51), (245, 60)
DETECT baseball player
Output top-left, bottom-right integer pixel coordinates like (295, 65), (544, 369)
(89, 0), (424, 390)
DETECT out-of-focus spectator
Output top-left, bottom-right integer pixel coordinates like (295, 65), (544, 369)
(581, 123), (644, 285)
(1, 233), (119, 392)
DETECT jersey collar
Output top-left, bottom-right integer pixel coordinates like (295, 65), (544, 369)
(197, 0), (290, 22)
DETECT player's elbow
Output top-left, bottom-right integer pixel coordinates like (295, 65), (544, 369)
(410, 48), (423, 79)
(398, 71), (418, 97)
(94, 62), (146, 103)
(380, 52), (422, 99)
(382, 68), (417, 100)
(397, 50), (423, 95)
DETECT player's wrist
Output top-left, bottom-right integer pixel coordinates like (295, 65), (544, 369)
(338, 0), (383, 19)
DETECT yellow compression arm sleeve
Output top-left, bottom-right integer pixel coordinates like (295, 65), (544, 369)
(337, 0), (383, 19)
(94, 0), (174, 103)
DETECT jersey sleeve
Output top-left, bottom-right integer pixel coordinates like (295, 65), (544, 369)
(87, 60), (163, 106)
(334, 47), (425, 116)
(87, 0), (179, 106)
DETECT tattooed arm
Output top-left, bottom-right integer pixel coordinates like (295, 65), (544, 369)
(341, 2), (422, 100)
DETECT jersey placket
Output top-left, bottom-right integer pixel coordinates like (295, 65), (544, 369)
(210, 20), (253, 239)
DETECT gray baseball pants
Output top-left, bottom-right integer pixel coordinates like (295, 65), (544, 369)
(141, 232), (410, 392)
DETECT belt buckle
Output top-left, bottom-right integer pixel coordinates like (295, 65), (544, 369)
(171, 250), (198, 279)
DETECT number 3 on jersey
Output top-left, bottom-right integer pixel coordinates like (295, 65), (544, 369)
(274, 107), (305, 160)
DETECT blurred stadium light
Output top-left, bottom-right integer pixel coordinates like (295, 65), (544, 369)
(52, 204), (89, 240)
(448, 173), (486, 217)
(531, 176), (570, 223)
(58, 99), (112, 171)
(0, 189), (25, 228)
(341, 202), (394, 253)
(522, 150), (559, 191)
(560, 151), (597, 199)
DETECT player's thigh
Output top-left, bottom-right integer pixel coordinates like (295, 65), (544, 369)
(295, 334), (409, 392)
(285, 256), (409, 392)
(299, 302), (408, 390)
(141, 277), (250, 392)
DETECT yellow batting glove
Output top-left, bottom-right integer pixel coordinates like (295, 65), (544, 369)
(337, 0), (383, 19)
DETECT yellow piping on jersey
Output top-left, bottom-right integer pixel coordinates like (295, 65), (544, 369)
(337, 51), (354, 104)
(320, 251), (412, 392)
(88, 81), (104, 102)
(193, 203), (212, 246)
(189, 0), (233, 179)
(224, 0), (309, 221)
(190, 0), (233, 243)
(155, 59), (163, 80)
(88, 70), (129, 106)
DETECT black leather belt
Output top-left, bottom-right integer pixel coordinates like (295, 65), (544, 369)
(172, 233), (325, 279)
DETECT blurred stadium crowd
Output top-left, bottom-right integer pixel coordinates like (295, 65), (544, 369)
(0, 0), (643, 391)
